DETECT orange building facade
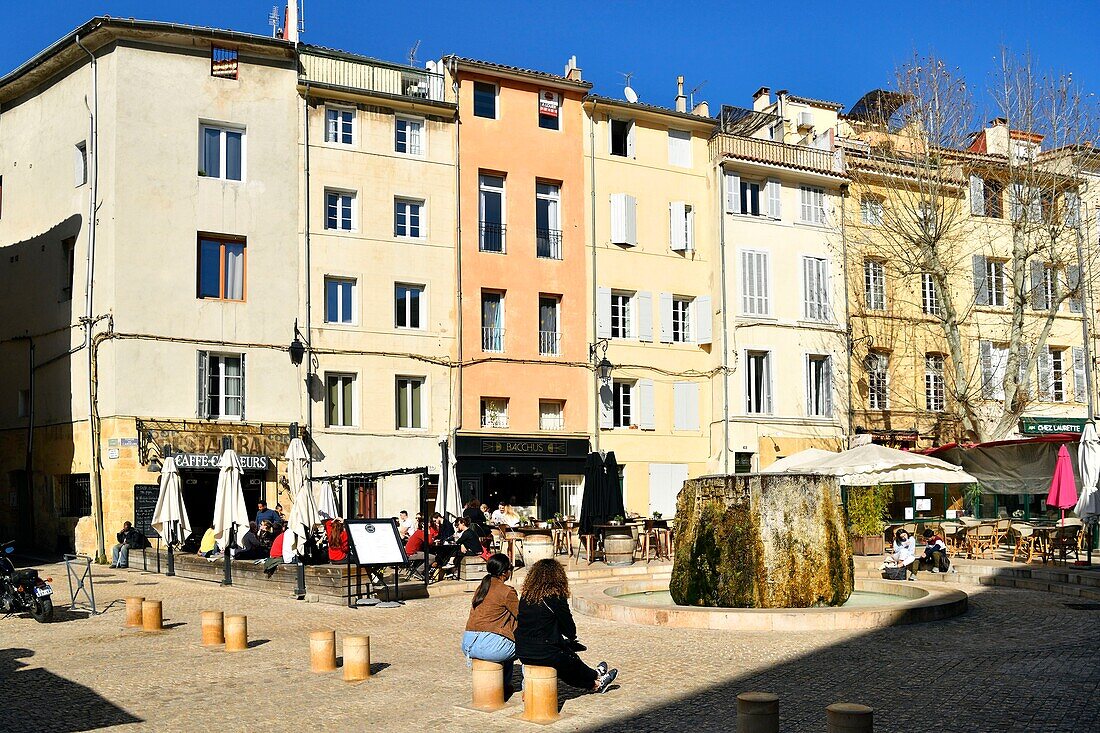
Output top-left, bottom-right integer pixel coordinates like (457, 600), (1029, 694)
(447, 57), (593, 517)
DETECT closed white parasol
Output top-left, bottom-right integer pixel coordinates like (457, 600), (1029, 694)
(212, 449), (249, 550)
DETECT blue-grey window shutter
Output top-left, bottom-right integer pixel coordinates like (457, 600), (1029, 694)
(1068, 265), (1083, 313)
(196, 351), (208, 418)
(1017, 344), (1030, 398)
(970, 174), (985, 216)
(1029, 260), (1045, 310)
(239, 353), (246, 421)
(972, 255), (988, 305)
(1073, 347), (1086, 403)
(980, 341), (994, 398)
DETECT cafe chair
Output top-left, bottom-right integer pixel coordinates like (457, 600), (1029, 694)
(992, 519), (1012, 548)
(1049, 525), (1081, 564)
(966, 524), (996, 559)
(1009, 524), (1040, 564)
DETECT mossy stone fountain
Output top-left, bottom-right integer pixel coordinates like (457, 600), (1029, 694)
(669, 474), (853, 608)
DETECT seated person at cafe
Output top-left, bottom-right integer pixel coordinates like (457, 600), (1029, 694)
(327, 518), (349, 563)
(501, 504), (521, 527)
(463, 499), (488, 532)
(256, 520), (276, 549)
(490, 502), (507, 525)
(480, 503), (491, 522)
(405, 519), (440, 576)
(256, 500), (281, 528)
(889, 528), (919, 580)
(398, 510), (416, 539)
(439, 517), (486, 572)
(920, 529), (950, 573)
(236, 522), (267, 560)
(269, 525), (287, 559)
(436, 512), (456, 543)
(198, 526), (219, 558)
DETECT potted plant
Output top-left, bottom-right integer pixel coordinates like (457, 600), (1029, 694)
(611, 514), (624, 525)
(847, 484), (891, 555)
(652, 511), (663, 520)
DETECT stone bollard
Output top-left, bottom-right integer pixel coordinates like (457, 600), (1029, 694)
(826, 702), (874, 732)
(470, 659), (505, 711)
(343, 635), (371, 682)
(141, 600), (163, 632)
(225, 615), (248, 652)
(201, 611), (225, 646)
(124, 596), (145, 628)
(310, 630), (337, 673)
(519, 664), (560, 723)
(736, 691), (779, 733)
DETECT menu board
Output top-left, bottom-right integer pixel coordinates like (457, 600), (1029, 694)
(346, 519), (407, 566)
(133, 484), (161, 538)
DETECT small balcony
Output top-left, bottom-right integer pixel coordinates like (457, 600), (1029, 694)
(711, 134), (845, 176)
(300, 49), (446, 102)
(482, 326), (505, 353)
(480, 222), (506, 253)
(539, 331), (561, 356)
(536, 229), (563, 260)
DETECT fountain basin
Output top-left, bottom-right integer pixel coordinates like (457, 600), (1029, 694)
(572, 578), (967, 632)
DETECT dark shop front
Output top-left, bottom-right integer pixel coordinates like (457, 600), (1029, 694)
(455, 434), (589, 519)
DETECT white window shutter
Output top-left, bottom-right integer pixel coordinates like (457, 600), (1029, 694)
(823, 356), (833, 416)
(970, 174), (985, 216)
(724, 172), (741, 214)
(637, 291), (653, 342)
(196, 351), (208, 418)
(673, 382), (699, 430)
(624, 194), (637, 246)
(669, 201), (687, 251)
(695, 295), (712, 344)
(1074, 347), (1087, 402)
(239, 353), (247, 421)
(610, 194), (626, 244)
(659, 292), (673, 343)
(599, 377), (614, 429)
(766, 179), (782, 219)
(637, 379), (656, 430)
(596, 287), (612, 338)
(1039, 349), (1054, 401)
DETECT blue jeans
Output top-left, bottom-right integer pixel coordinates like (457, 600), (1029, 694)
(111, 544), (130, 567)
(462, 631), (517, 690)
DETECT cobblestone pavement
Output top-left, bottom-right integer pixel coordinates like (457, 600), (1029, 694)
(2, 562), (1098, 733)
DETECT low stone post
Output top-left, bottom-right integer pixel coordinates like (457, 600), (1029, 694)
(201, 610), (225, 646)
(225, 614), (248, 651)
(124, 596), (145, 627)
(141, 600), (163, 632)
(310, 630), (337, 673)
(826, 702), (873, 732)
(470, 659), (505, 711)
(343, 635), (371, 682)
(519, 665), (560, 723)
(736, 691), (779, 733)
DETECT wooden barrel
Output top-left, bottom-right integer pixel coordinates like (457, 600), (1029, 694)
(604, 534), (635, 566)
(522, 534), (554, 567)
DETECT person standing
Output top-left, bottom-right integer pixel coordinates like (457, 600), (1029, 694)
(256, 500), (280, 527)
(462, 554), (520, 696)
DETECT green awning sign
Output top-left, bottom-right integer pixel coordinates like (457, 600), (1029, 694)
(1018, 417), (1087, 435)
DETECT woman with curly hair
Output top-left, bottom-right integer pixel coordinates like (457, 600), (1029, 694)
(515, 558), (617, 693)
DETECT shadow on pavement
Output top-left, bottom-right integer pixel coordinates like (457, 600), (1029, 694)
(0, 648), (142, 731)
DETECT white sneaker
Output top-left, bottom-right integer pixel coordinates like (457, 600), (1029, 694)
(931, 568), (940, 573)
(595, 669), (618, 693)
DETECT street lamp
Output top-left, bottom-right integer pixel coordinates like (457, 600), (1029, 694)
(289, 319), (306, 366)
(596, 356), (613, 382)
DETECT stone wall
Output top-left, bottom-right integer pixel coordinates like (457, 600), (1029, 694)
(669, 474), (853, 608)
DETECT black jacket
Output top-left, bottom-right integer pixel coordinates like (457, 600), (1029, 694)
(117, 527), (142, 549)
(455, 528), (483, 556)
(515, 595), (577, 661)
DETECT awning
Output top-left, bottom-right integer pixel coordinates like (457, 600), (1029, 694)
(923, 435), (1082, 495)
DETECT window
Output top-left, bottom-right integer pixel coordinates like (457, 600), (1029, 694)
(918, 202), (938, 237)
(198, 352), (244, 420)
(802, 256), (829, 321)
(980, 341), (1010, 400)
(325, 107), (354, 145)
(806, 355), (832, 417)
(211, 46), (238, 79)
(324, 277), (356, 324)
(669, 202), (694, 251)
(538, 90), (560, 130)
(539, 400), (565, 431)
(325, 190), (355, 231)
(58, 474), (91, 518)
(611, 291), (634, 339)
(925, 354), (945, 412)
(741, 250), (770, 316)
(860, 195), (883, 225)
(395, 377), (425, 429)
(1046, 348), (1067, 402)
(800, 185), (825, 224)
(479, 174), (505, 252)
(866, 353), (889, 410)
(473, 81), (497, 119)
(395, 283), (425, 329)
(197, 235), (245, 301)
(1031, 262), (1056, 311)
(610, 193), (637, 246)
(921, 273), (940, 316)
(986, 259), (1007, 307)
(740, 181), (761, 216)
(395, 117), (424, 155)
(200, 124), (243, 181)
(481, 291), (504, 352)
(610, 119), (634, 157)
(61, 237), (76, 300)
(746, 351), (772, 414)
(612, 380), (634, 427)
(672, 297), (692, 343)
(538, 295), (560, 356)
(864, 260), (885, 311)
(481, 398), (509, 428)
(536, 182), (562, 259)
(394, 198), (424, 238)
(74, 142), (87, 187)
(971, 174), (1004, 218)
(326, 374), (356, 427)
(668, 129), (691, 167)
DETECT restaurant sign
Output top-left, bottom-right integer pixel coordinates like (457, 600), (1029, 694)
(1018, 417), (1087, 435)
(174, 453), (271, 471)
(480, 439), (567, 456)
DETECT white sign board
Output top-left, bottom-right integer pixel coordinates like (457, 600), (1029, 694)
(916, 499), (932, 511)
(346, 519), (407, 566)
(904, 507), (915, 520)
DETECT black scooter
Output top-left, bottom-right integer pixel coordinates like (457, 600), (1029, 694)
(0, 541), (54, 623)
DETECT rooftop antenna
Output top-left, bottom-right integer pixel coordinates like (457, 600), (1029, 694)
(689, 80), (708, 109)
(619, 71), (638, 103)
(408, 40), (421, 66)
(268, 6), (280, 38)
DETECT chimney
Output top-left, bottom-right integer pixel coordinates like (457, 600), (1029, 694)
(564, 55), (582, 82)
(990, 117), (1008, 127)
(284, 1), (299, 43)
(675, 75), (687, 113)
(752, 86), (771, 111)
(692, 101), (709, 117)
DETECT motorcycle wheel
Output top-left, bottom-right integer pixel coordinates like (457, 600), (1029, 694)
(30, 596), (53, 623)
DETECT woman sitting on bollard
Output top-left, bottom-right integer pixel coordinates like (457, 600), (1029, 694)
(462, 554), (520, 696)
(515, 559), (617, 693)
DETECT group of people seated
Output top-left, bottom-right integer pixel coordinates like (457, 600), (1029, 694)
(192, 500), (350, 567)
(462, 555), (618, 696)
(885, 528), (952, 580)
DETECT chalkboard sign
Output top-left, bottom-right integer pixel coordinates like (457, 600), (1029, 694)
(133, 484), (161, 539)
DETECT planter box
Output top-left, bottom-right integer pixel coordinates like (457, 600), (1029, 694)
(852, 534), (885, 556)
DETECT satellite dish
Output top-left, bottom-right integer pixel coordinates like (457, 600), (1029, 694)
(624, 86), (639, 104)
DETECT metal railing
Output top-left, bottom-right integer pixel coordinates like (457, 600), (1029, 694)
(536, 229), (563, 259)
(300, 52), (446, 102)
(480, 222), (506, 253)
(482, 326), (505, 352)
(539, 414), (565, 431)
(711, 134), (845, 175)
(539, 330), (561, 356)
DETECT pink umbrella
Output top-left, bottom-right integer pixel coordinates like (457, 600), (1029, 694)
(1046, 444), (1079, 527)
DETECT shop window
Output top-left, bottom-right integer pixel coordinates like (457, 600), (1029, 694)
(58, 474), (91, 517)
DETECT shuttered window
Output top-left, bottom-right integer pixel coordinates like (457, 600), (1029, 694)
(806, 355), (832, 417)
(802, 256), (829, 321)
(610, 193), (637, 246)
(741, 250), (770, 316)
(799, 185), (826, 224)
(668, 129), (692, 167)
(673, 382), (699, 430)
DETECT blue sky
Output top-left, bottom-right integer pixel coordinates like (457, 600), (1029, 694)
(4, 1), (1097, 118)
